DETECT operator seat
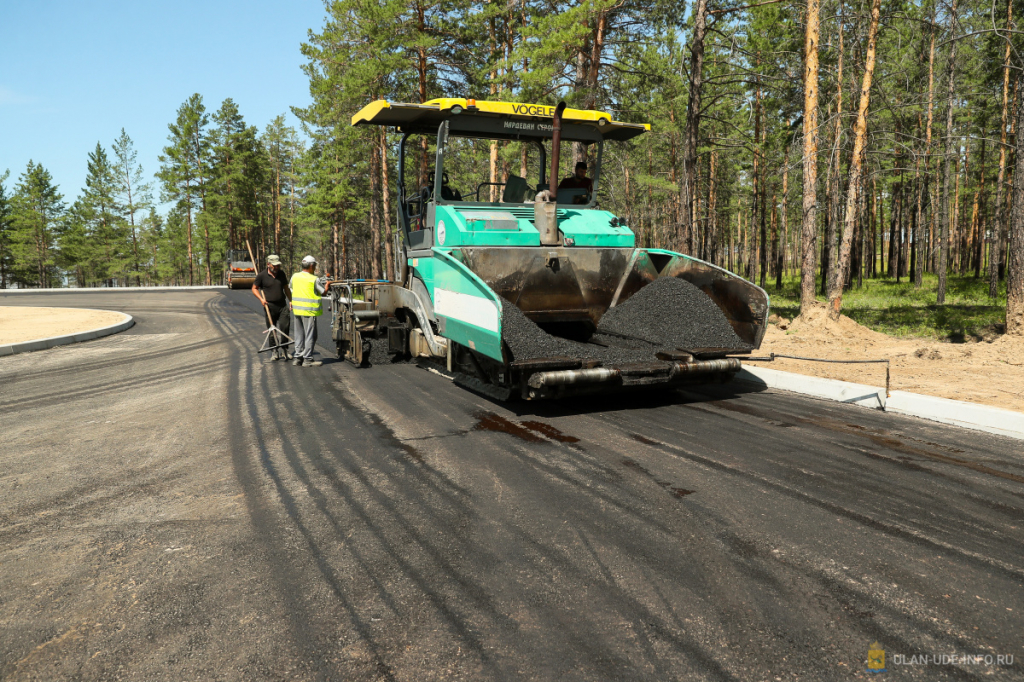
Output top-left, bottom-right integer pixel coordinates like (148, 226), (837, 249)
(441, 182), (462, 201)
(502, 174), (529, 203)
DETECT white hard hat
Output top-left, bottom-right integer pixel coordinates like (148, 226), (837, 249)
(301, 255), (317, 266)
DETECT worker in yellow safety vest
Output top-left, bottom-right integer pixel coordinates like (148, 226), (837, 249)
(289, 255), (323, 367)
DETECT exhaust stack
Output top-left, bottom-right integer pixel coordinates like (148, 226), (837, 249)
(548, 101), (566, 198)
(536, 101), (567, 246)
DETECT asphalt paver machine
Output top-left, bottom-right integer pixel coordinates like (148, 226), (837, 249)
(331, 98), (769, 400)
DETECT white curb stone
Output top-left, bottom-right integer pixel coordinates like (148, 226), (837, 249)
(0, 312), (135, 356)
(0, 286), (225, 294)
(736, 365), (1024, 441)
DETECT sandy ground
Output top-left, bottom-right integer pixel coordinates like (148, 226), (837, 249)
(0, 306), (127, 345)
(758, 302), (1024, 413)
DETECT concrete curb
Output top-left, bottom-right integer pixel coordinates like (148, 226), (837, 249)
(0, 311), (135, 357)
(0, 286), (225, 294)
(737, 365), (1024, 441)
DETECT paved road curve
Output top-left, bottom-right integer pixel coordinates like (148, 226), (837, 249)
(1, 290), (1022, 681)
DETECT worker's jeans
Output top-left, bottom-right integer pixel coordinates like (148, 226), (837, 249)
(265, 302), (290, 350)
(292, 314), (318, 360)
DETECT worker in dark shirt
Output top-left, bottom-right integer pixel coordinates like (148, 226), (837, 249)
(252, 254), (292, 360)
(558, 160), (593, 203)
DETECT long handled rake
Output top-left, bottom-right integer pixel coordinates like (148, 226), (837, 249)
(246, 240), (295, 356)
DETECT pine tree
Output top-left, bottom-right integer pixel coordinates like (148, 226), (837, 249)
(80, 142), (127, 286)
(157, 94), (212, 285)
(112, 129), (152, 286)
(11, 161), (65, 288)
(0, 170), (13, 288)
(209, 98), (262, 261)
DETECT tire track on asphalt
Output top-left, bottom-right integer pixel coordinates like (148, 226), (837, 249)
(623, 427), (1024, 583)
(2, 336), (230, 382)
(0, 468), (190, 542)
(0, 357), (230, 413)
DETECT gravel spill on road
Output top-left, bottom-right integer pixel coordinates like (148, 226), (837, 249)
(597, 277), (750, 351)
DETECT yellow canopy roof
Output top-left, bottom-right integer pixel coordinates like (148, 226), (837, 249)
(352, 98), (651, 142)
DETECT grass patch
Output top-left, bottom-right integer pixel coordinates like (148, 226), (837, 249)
(763, 273), (1007, 340)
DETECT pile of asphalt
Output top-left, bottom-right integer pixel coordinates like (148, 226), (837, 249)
(501, 303), (661, 365)
(597, 277), (750, 352)
(501, 276), (750, 364)
(367, 336), (413, 366)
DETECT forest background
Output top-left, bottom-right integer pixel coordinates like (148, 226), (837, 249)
(1, 0), (1022, 334)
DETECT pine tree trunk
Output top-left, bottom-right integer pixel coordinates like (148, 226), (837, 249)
(970, 138), (986, 278)
(1008, 73), (1024, 334)
(872, 178), (879, 277)
(821, 144), (835, 296)
(931, 164), (941, 271)
(956, 135), (970, 275)
(380, 128), (394, 280)
(748, 200), (757, 281)
(952, 152), (962, 275)
(340, 208), (348, 279)
(888, 187), (899, 278)
(992, 0), (1013, 297)
(274, 167), (281, 254)
(771, 190), (779, 288)
(914, 139), (926, 286)
(185, 177), (194, 286)
(332, 215), (339, 280)
(902, 183), (911, 278)
(916, 19), (937, 286)
(680, 0), (708, 254)
(858, 165), (867, 287)
(289, 172), (296, 268)
(779, 151), (789, 290)
(369, 141), (382, 280)
(708, 149), (718, 265)
(824, 14), (844, 298)
(730, 210), (736, 273)
(758, 90), (768, 289)
(799, 0), (821, 312)
(937, 0), (958, 304)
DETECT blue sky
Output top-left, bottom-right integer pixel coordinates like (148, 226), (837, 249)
(0, 0), (324, 205)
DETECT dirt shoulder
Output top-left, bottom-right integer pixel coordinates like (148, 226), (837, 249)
(0, 306), (128, 345)
(756, 303), (1024, 413)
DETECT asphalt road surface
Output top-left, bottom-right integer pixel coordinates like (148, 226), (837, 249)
(1, 289), (1022, 681)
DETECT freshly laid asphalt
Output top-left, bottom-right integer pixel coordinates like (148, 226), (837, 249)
(1, 289), (1022, 681)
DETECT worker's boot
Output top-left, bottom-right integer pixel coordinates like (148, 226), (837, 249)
(303, 358), (323, 367)
(292, 357), (303, 366)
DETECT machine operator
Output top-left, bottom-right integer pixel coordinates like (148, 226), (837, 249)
(558, 161), (593, 203)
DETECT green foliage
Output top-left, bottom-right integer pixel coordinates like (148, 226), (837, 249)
(8, 0), (1019, 337)
(0, 169), (15, 288)
(769, 273), (1008, 340)
(112, 129), (152, 285)
(10, 161), (65, 288)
